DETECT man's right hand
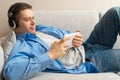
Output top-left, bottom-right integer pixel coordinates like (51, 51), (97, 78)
(48, 37), (70, 60)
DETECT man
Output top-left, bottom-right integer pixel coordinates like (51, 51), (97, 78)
(3, 2), (120, 80)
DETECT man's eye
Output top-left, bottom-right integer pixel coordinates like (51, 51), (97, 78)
(24, 19), (29, 21)
(32, 17), (35, 20)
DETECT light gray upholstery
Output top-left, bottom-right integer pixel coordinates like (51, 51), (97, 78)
(34, 10), (120, 49)
(30, 72), (120, 80)
(34, 11), (99, 42)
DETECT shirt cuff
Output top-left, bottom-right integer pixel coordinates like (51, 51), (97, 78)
(37, 53), (52, 70)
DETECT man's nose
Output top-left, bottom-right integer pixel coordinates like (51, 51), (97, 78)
(31, 19), (35, 25)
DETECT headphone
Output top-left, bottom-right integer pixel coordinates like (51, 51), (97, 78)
(8, 3), (21, 29)
(11, 20), (16, 29)
(8, 12), (16, 29)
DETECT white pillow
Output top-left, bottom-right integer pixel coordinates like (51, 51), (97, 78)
(2, 31), (16, 61)
(0, 44), (4, 79)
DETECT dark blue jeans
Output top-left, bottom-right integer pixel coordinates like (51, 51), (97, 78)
(83, 7), (120, 72)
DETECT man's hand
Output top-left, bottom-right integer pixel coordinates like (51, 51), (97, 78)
(72, 32), (83, 47)
(48, 37), (70, 60)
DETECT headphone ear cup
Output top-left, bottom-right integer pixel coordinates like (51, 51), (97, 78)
(11, 20), (16, 29)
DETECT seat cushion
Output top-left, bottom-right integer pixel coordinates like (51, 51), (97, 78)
(30, 72), (120, 80)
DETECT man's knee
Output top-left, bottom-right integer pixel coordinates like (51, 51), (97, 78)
(107, 6), (120, 15)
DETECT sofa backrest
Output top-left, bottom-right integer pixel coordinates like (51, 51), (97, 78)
(34, 10), (120, 49)
(34, 10), (99, 42)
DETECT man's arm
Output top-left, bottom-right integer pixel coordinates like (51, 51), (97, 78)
(3, 39), (52, 80)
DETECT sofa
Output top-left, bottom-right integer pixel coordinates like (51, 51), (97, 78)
(0, 10), (120, 80)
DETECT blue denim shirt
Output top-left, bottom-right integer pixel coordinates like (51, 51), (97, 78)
(3, 25), (99, 80)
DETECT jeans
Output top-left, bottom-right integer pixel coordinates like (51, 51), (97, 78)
(83, 7), (120, 72)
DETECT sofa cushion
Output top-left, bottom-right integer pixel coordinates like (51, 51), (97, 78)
(34, 11), (99, 41)
(30, 72), (120, 80)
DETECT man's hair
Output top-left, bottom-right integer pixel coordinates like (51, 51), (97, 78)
(8, 2), (32, 29)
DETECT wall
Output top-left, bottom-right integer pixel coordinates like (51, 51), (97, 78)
(0, 0), (120, 37)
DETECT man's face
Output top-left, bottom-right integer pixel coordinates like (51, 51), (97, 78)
(15, 9), (36, 34)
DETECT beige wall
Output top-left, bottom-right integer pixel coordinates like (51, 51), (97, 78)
(0, 0), (120, 37)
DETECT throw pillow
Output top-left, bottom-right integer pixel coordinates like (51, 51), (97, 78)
(2, 31), (16, 61)
(0, 44), (4, 79)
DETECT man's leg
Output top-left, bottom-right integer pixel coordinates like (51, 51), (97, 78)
(85, 7), (120, 48)
(84, 7), (120, 72)
(90, 49), (120, 72)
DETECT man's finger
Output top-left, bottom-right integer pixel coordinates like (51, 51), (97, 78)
(59, 36), (70, 43)
(75, 30), (80, 32)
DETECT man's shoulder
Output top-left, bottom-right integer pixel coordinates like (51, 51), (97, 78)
(36, 24), (54, 30)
